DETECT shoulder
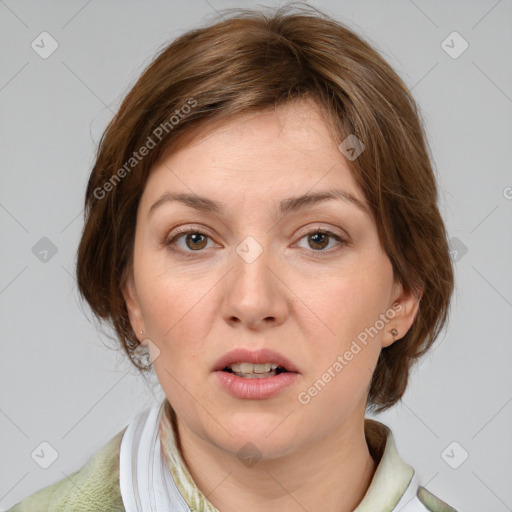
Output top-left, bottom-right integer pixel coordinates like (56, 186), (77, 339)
(417, 485), (459, 512)
(7, 427), (127, 512)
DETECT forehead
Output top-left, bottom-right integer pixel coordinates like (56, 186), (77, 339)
(176, 99), (336, 156)
(142, 99), (367, 213)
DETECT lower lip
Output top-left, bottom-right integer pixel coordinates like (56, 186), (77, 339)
(214, 371), (299, 399)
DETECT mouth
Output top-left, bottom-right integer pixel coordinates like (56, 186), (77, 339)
(213, 347), (299, 376)
(222, 362), (290, 379)
(213, 348), (300, 399)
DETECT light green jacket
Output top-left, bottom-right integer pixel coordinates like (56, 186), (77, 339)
(8, 415), (458, 512)
(8, 429), (127, 511)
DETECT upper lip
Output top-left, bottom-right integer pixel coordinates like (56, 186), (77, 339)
(213, 348), (299, 373)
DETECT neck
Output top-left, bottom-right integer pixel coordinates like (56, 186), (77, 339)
(173, 410), (377, 512)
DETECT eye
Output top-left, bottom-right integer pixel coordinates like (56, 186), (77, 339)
(165, 226), (348, 258)
(295, 228), (347, 253)
(166, 228), (217, 255)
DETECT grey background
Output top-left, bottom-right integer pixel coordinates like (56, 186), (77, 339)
(1, 1), (511, 510)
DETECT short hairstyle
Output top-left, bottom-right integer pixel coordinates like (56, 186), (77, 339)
(76, 2), (454, 413)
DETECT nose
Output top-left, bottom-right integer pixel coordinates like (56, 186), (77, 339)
(221, 238), (289, 330)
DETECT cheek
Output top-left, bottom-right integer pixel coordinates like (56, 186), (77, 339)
(141, 287), (210, 354)
(140, 281), (211, 414)
(135, 259), (217, 378)
(135, 244), (200, 331)
(297, 254), (394, 349)
(297, 314), (382, 421)
(292, 250), (392, 409)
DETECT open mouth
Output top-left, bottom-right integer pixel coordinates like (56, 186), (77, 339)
(222, 362), (290, 379)
(214, 351), (299, 398)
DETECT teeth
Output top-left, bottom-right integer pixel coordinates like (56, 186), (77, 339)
(229, 362), (279, 374)
(234, 370), (277, 379)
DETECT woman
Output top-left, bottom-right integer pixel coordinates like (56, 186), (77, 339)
(9, 3), (458, 511)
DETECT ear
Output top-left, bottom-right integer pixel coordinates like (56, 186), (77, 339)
(121, 266), (145, 340)
(382, 282), (423, 348)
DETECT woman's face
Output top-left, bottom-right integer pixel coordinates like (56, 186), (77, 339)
(123, 99), (417, 459)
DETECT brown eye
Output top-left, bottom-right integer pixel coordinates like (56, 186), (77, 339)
(184, 232), (208, 250)
(166, 229), (214, 255)
(307, 232), (330, 250)
(296, 229), (346, 253)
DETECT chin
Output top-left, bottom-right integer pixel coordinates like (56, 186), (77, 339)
(211, 411), (303, 459)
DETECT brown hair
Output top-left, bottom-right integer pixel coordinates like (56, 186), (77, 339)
(76, 1), (454, 413)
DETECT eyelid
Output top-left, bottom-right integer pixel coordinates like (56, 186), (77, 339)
(167, 224), (214, 238)
(295, 223), (349, 240)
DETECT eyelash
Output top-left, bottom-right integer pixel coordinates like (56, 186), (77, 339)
(165, 226), (348, 258)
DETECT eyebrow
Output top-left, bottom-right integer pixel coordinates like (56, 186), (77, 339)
(148, 188), (369, 219)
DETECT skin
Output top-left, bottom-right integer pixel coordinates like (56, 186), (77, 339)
(123, 98), (421, 512)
